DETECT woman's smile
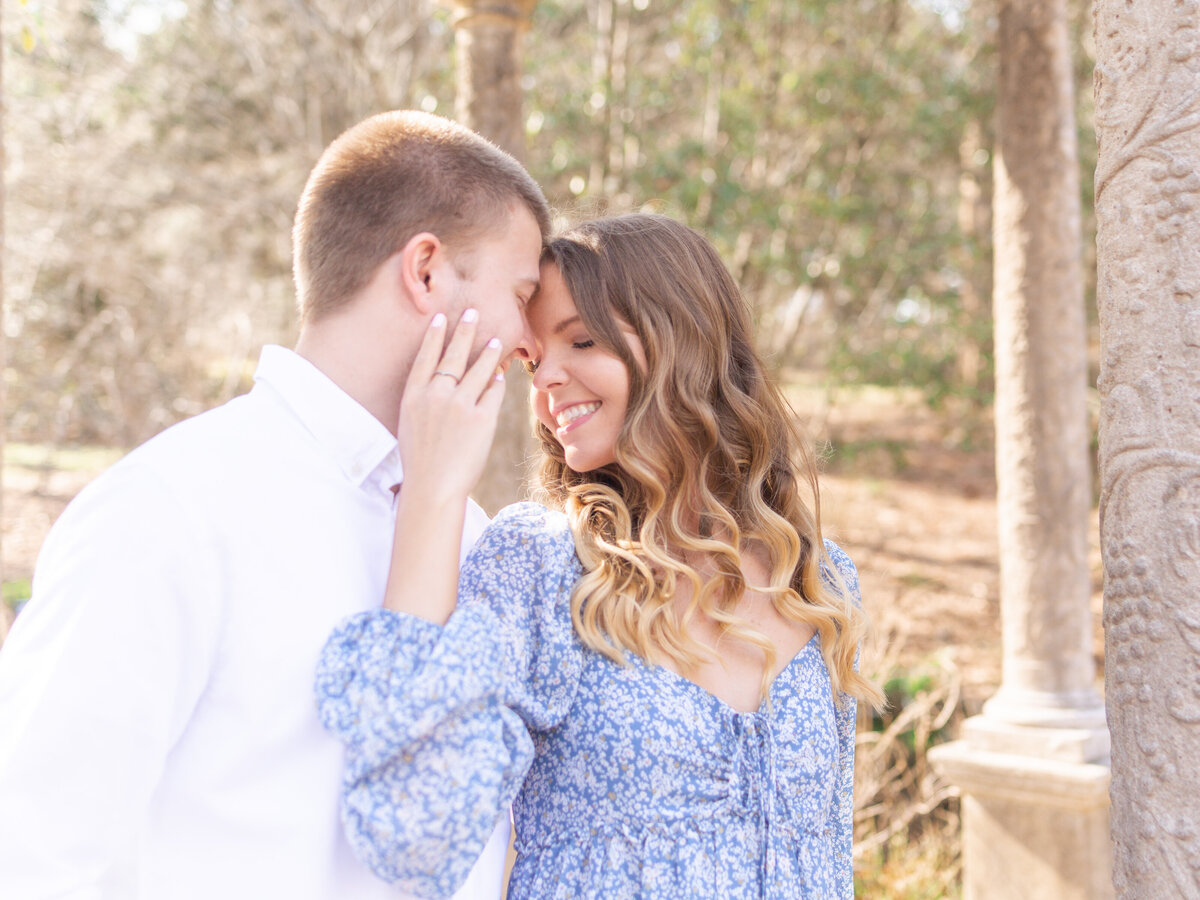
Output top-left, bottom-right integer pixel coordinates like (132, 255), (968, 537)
(527, 262), (643, 472)
(554, 401), (601, 432)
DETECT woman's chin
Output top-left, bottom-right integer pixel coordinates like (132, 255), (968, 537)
(563, 450), (617, 475)
(564, 457), (591, 475)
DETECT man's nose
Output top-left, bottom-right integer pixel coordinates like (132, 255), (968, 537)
(510, 320), (537, 363)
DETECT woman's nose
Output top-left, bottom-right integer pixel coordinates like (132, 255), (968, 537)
(531, 355), (565, 390)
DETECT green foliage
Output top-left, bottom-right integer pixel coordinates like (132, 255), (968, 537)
(5, 442), (122, 472)
(854, 652), (963, 893)
(829, 311), (996, 411)
(524, 0), (998, 404)
(827, 437), (911, 475)
(870, 663), (955, 754)
(3, 0), (1096, 444)
(3, 580), (32, 606)
(3, 581), (33, 624)
(4, 0), (457, 445)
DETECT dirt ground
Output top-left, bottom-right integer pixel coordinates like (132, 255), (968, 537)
(1, 386), (1107, 715)
(797, 382), (1105, 713)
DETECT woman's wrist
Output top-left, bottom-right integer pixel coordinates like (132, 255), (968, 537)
(384, 484), (468, 623)
(393, 474), (473, 511)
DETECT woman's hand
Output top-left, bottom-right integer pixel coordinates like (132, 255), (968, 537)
(384, 309), (506, 622)
(396, 308), (506, 504)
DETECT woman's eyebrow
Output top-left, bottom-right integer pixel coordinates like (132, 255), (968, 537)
(553, 315), (582, 335)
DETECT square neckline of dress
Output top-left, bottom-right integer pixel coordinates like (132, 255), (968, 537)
(634, 628), (823, 716)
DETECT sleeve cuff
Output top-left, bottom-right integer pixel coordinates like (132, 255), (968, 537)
(315, 605), (513, 750)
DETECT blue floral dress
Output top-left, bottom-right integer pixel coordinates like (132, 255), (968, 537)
(316, 502), (858, 900)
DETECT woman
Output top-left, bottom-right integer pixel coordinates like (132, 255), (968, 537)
(316, 214), (883, 899)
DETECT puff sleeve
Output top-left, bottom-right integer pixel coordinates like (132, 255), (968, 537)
(315, 502), (584, 899)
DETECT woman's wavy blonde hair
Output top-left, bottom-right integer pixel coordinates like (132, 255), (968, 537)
(534, 214), (882, 708)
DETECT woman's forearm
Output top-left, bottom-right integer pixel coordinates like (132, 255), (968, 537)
(383, 482), (469, 624)
(383, 309), (506, 624)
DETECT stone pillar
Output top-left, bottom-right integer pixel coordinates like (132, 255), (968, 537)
(929, 0), (1113, 895)
(1093, 0), (1200, 895)
(986, 0), (1098, 729)
(451, 0), (540, 514)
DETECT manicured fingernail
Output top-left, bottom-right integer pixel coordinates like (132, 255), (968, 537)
(487, 338), (501, 350)
(462, 308), (478, 323)
(495, 370), (505, 382)
(431, 313), (446, 327)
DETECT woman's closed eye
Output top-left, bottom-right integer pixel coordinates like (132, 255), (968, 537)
(525, 340), (595, 374)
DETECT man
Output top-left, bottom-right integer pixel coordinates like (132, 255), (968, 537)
(0, 110), (549, 900)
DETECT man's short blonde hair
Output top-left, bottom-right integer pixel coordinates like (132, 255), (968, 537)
(292, 110), (551, 324)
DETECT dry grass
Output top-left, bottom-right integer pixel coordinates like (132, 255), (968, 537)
(785, 380), (994, 897)
(852, 640), (966, 897)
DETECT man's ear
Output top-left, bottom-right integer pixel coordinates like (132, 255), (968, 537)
(397, 231), (443, 315)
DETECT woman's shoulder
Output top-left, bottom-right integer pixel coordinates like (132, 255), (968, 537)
(473, 501), (577, 569)
(463, 503), (582, 647)
(821, 539), (861, 602)
(488, 501), (572, 542)
(492, 500), (570, 531)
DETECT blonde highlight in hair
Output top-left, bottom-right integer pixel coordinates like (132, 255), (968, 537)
(535, 214), (883, 709)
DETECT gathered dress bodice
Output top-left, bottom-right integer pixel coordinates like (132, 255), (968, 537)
(316, 502), (858, 900)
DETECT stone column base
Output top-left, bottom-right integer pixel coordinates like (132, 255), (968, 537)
(930, 722), (1114, 900)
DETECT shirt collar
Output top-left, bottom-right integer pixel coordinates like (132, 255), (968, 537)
(253, 345), (403, 493)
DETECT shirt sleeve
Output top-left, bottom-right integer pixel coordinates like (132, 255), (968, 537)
(0, 463), (222, 900)
(459, 497), (491, 564)
(823, 541), (860, 900)
(315, 502), (583, 900)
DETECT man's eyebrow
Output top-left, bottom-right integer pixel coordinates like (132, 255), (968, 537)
(553, 315), (581, 335)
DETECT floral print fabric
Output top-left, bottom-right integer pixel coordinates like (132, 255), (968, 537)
(316, 502), (858, 899)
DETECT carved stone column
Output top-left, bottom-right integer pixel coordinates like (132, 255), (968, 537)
(1093, 0), (1200, 895)
(451, 1), (540, 513)
(930, 0), (1113, 895)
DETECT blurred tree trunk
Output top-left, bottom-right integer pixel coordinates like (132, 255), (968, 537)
(955, 118), (990, 391)
(586, 0), (631, 203)
(587, 0), (613, 198)
(452, 0), (539, 514)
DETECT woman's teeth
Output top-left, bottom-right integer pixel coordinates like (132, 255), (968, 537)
(557, 402), (600, 427)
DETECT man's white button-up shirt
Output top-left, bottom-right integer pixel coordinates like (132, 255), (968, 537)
(0, 345), (503, 900)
